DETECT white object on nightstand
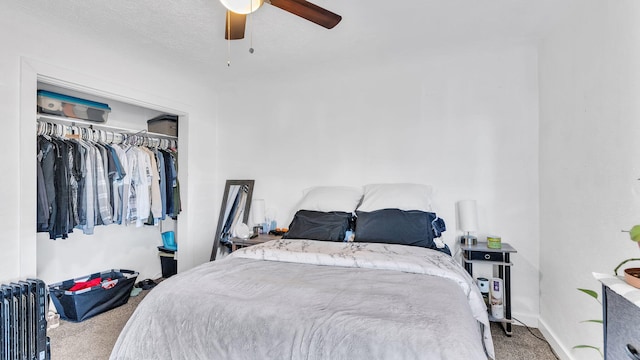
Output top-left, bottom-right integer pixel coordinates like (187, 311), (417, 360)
(234, 223), (251, 239)
(490, 278), (504, 319)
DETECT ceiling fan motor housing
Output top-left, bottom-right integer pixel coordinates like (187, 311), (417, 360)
(220, 0), (264, 14)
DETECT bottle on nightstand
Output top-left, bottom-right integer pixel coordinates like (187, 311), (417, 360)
(490, 278), (504, 319)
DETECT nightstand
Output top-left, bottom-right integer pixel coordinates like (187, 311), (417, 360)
(230, 234), (280, 252)
(461, 241), (517, 336)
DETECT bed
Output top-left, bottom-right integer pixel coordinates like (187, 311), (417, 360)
(110, 184), (495, 360)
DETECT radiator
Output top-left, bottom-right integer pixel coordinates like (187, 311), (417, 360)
(1, 279), (49, 360)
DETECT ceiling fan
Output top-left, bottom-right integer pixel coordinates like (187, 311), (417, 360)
(221, 0), (342, 40)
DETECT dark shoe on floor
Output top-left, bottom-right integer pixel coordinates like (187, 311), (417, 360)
(136, 279), (157, 290)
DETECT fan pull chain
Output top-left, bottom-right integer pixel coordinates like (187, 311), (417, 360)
(249, 0), (255, 54)
(227, 11), (231, 66)
(249, 13), (254, 54)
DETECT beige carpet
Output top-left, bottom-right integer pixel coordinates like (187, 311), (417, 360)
(490, 322), (559, 360)
(48, 290), (559, 360)
(48, 288), (151, 360)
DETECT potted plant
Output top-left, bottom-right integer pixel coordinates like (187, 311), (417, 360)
(614, 225), (640, 286)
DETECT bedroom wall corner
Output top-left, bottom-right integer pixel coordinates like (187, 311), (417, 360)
(538, 1), (640, 359)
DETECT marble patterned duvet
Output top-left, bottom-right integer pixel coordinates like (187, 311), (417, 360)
(110, 240), (495, 360)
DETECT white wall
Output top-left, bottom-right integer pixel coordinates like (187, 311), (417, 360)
(216, 46), (542, 325)
(539, 1), (640, 359)
(0, 6), (218, 284)
(0, 3), (569, 347)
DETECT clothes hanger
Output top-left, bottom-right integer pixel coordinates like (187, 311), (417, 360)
(104, 130), (113, 144)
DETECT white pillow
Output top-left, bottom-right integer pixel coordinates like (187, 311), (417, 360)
(297, 186), (363, 213)
(357, 183), (434, 212)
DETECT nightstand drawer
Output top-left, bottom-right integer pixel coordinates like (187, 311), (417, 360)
(604, 286), (640, 359)
(469, 251), (504, 262)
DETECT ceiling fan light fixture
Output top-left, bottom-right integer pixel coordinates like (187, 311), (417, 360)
(220, 0), (264, 14)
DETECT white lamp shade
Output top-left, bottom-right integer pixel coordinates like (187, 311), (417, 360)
(252, 199), (266, 225)
(457, 200), (478, 232)
(220, 0), (264, 14)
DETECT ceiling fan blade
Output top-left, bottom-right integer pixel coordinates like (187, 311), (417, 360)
(268, 0), (341, 29)
(225, 11), (246, 40)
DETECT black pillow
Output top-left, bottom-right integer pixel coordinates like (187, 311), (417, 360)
(283, 210), (352, 242)
(354, 209), (436, 248)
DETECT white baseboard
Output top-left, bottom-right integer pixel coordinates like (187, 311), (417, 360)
(537, 317), (574, 360)
(510, 311), (539, 328)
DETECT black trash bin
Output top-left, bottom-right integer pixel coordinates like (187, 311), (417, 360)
(158, 246), (177, 278)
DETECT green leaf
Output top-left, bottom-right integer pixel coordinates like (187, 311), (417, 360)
(579, 319), (603, 324)
(573, 345), (599, 350)
(577, 288), (599, 300)
(572, 345), (603, 357)
(630, 225), (640, 242)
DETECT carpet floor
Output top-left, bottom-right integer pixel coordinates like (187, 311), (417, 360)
(48, 288), (559, 360)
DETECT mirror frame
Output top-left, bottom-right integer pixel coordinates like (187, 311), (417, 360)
(210, 179), (255, 260)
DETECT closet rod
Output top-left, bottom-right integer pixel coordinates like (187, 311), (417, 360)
(37, 113), (178, 140)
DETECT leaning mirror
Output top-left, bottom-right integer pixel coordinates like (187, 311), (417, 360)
(210, 179), (255, 260)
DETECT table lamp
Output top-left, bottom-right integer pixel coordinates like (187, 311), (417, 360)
(457, 200), (478, 246)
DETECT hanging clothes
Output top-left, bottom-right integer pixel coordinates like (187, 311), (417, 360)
(36, 121), (180, 239)
(141, 147), (162, 219)
(36, 141), (50, 232)
(154, 148), (167, 221)
(159, 149), (181, 219)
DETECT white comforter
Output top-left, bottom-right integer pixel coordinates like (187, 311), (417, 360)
(111, 240), (494, 360)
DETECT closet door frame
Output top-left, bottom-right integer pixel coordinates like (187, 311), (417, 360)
(19, 57), (188, 280)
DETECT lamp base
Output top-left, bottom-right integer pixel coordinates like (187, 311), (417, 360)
(460, 234), (477, 246)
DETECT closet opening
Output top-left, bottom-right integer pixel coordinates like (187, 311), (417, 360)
(29, 73), (186, 286)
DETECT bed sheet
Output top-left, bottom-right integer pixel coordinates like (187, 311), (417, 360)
(110, 239), (494, 360)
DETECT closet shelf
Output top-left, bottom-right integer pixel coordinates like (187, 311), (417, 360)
(37, 113), (178, 140)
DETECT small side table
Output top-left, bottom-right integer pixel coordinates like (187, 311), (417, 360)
(462, 241), (517, 336)
(231, 234), (280, 252)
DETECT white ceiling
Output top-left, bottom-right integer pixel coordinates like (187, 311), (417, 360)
(10, 0), (575, 78)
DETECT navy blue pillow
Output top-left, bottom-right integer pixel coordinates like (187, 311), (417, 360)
(283, 210), (352, 242)
(354, 209), (436, 248)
